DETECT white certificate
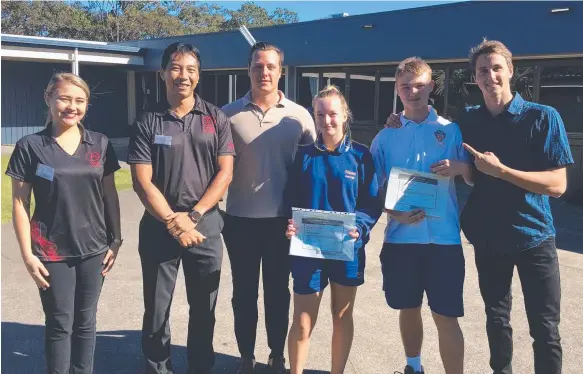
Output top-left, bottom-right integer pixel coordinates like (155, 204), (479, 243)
(290, 208), (356, 262)
(384, 167), (450, 218)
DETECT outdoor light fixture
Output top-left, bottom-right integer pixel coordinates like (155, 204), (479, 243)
(551, 8), (570, 13)
(361, 24), (375, 29)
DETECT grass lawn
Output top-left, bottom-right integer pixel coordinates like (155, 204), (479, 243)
(1, 154), (133, 223)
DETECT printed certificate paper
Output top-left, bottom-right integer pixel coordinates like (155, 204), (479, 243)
(384, 167), (450, 218)
(290, 208), (356, 262)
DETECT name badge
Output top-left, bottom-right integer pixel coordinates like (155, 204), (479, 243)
(36, 164), (55, 181)
(154, 135), (172, 146)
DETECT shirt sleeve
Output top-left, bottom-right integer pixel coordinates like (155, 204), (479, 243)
(216, 110), (236, 156)
(451, 123), (471, 163)
(533, 108), (574, 170)
(299, 111), (317, 146)
(103, 139), (121, 176)
(5, 142), (34, 183)
(370, 132), (388, 189)
(127, 114), (153, 164)
(283, 148), (306, 218)
(355, 149), (382, 241)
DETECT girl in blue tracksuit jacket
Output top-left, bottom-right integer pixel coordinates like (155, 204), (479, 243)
(285, 85), (381, 374)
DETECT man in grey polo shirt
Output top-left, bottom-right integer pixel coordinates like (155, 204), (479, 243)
(221, 41), (316, 374)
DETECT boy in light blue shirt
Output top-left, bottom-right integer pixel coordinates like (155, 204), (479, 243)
(370, 57), (472, 374)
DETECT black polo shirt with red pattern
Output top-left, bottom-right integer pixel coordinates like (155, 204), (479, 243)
(5, 124), (121, 262)
(127, 94), (235, 212)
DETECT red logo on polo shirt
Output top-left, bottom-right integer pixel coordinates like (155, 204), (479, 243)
(86, 151), (101, 167)
(202, 116), (216, 134)
(31, 220), (61, 261)
(227, 142), (235, 152)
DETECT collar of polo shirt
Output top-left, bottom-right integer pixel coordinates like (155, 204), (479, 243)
(41, 122), (95, 146)
(399, 105), (440, 127)
(506, 92), (526, 115)
(242, 90), (290, 109)
(154, 93), (210, 118)
(477, 92), (526, 119)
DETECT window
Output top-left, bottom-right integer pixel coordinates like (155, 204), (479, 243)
(298, 72), (319, 109)
(278, 74), (286, 94)
(430, 69), (446, 114)
(446, 69), (484, 121)
(539, 66), (583, 134)
(513, 66), (535, 102)
(378, 72), (396, 125)
(235, 74), (250, 99)
(201, 74), (218, 106)
(216, 75), (230, 107)
(324, 72), (346, 94)
(349, 71), (376, 124)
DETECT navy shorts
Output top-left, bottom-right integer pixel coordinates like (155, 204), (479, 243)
(380, 243), (465, 317)
(291, 246), (365, 295)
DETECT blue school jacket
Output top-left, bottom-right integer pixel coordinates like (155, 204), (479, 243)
(286, 135), (381, 248)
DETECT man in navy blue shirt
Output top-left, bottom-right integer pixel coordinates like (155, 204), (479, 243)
(459, 40), (573, 374)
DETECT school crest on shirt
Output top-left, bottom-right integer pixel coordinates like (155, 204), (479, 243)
(85, 151), (101, 168)
(434, 129), (446, 146)
(202, 115), (216, 134)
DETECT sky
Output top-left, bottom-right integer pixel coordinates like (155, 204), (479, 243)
(213, 1), (466, 21)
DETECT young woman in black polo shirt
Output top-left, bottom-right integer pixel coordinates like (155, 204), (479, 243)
(6, 72), (122, 373)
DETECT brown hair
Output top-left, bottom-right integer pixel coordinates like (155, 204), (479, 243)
(395, 57), (432, 80)
(248, 41), (284, 70)
(44, 72), (91, 126)
(469, 39), (514, 73)
(312, 85), (353, 127)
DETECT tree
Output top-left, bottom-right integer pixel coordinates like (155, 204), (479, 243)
(1, 1), (93, 39)
(176, 3), (227, 34)
(271, 8), (299, 25)
(222, 2), (299, 29)
(1, 1), (299, 41)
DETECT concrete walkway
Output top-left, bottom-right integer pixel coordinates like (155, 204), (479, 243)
(2, 189), (582, 373)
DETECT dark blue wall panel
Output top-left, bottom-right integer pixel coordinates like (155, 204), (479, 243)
(1, 61), (129, 144)
(1, 61), (70, 144)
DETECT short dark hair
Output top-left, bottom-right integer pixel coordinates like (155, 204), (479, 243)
(161, 42), (201, 71)
(248, 41), (284, 69)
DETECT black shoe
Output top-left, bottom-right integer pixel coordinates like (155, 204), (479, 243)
(266, 356), (286, 374)
(395, 365), (425, 374)
(237, 357), (256, 374)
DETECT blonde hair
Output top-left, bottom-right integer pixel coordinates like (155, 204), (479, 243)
(469, 39), (514, 73)
(312, 85), (353, 126)
(395, 57), (432, 80)
(44, 72), (91, 126)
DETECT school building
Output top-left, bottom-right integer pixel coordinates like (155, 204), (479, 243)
(1, 1), (582, 201)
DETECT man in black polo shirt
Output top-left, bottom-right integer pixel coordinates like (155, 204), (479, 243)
(128, 42), (234, 374)
(459, 40), (573, 374)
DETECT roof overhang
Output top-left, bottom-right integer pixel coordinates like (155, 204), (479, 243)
(1, 45), (144, 66)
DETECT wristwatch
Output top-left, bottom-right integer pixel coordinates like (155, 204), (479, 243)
(188, 210), (203, 224)
(112, 238), (124, 246)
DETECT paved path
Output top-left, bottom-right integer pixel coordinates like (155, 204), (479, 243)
(2, 189), (582, 373)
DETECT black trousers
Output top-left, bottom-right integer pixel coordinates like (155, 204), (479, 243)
(139, 210), (224, 374)
(474, 237), (562, 374)
(222, 214), (291, 359)
(39, 250), (107, 374)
